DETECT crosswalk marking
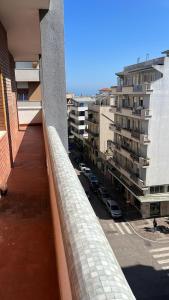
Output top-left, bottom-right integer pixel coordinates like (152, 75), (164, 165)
(149, 247), (169, 253)
(109, 223), (115, 230)
(115, 223), (125, 235)
(149, 247), (169, 274)
(121, 222), (132, 234)
(153, 253), (169, 259)
(109, 223), (119, 235)
(158, 259), (169, 265)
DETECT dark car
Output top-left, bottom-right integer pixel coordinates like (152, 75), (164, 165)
(90, 181), (100, 193)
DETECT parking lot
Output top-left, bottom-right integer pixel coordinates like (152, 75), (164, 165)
(69, 143), (169, 300)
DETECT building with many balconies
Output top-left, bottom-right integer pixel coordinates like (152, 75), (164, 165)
(69, 96), (95, 142)
(108, 51), (169, 218)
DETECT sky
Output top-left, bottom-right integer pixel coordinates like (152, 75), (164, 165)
(64, 0), (169, 96)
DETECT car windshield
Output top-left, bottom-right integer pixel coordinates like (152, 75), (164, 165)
(81, 164), (85, 167)
(111, 205), (120, 210)
(86, 169), (91, 173)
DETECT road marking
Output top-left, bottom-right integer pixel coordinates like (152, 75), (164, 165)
(115, 223), (125, 235)
(153, 253), (169, 259)
(121, 222), (132, 234)
(162, 266), (169, 270)
(149, 247), (169, 253)
(109, 223), (119, 235)
(109, 223), (115, 230)
(158, 259), (169, 265)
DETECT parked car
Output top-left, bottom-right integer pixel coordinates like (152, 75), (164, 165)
(90, 181), (100, 193)
(79, 163), (86, 171)
(83, 168), (92, 178)
(105, 200), (122, 219)
(74, 157), (80, 165)
(97, 187), (111, 204)
(88, 174), (98, 184)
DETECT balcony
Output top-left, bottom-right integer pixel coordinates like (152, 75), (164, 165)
(86, 117), (98, 124)
(133, 83), (152, 93)
(109, 123), (116, 131)
(15, 68), (40, 82)
(69, 112), (85, 121)
(0, 126), (61, 300)
(109, 105), (117, 113)
(86, 128), (99, 137)
(111, 83), (152, 95)
(139, 157), (150, 167)
(132, 108), (152, 118)
(131, 130), (150, 144)
(130, 173), (145, 189)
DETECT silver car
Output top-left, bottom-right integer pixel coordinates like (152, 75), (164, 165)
(105, 200), (122, 219)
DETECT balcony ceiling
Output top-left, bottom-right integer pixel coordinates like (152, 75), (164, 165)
(0, 0), (50, 61)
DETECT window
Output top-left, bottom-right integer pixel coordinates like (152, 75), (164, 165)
(17, 89), (28, 101)
(150, 185), (164, 194)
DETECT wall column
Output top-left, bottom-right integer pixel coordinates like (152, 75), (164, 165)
(39, 0), (68, 151)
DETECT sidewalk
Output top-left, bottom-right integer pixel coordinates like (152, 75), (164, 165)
(129, 217), (169, 241)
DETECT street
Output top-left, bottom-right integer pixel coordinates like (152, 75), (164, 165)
(70, 147), (169, 300)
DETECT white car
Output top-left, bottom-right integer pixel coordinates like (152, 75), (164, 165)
(83, 168), (92, 178)
(79, 163), (86, 172)
(105, 200), (122, 219)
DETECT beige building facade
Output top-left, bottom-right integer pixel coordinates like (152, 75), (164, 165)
(86, 90), (115, 171)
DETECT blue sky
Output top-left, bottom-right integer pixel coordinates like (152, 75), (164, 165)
(64, 0), (169, 95)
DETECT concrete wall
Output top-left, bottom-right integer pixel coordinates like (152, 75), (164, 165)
(15, 69), (39, 81)
(45, 123), (136, 300)
(40, 0), (68, 151)
(100, 106), (114, 153)
(17, 101), (42, 125)
(146, 57), (169, 186)
(28, 82), (41, 101)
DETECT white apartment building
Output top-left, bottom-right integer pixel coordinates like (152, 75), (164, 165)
(69, 96), (95, 141)
(108, 50), (169, 218)
(86, 89), (115, 170)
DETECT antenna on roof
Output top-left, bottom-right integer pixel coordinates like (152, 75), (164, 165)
(137, 57), (140, 63)
(146, 53), (149, 61)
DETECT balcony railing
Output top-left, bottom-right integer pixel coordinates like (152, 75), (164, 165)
(86, 128), (99, 137)
(87, 117), (98, 124)
(45, 123), (135, 300)
(132, 108), (152, 118)
(133, 83), (152, 93)
(116, 86), (122, 92)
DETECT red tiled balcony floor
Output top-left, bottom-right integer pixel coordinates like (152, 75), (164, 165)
(0, 126), (60, 300)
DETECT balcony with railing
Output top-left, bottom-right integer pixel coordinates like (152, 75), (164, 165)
(86, 117), (98, 124)
(132, 108), (152, 118)
(86, 128), (99, 137)
(109, 105), (117, 113)
(109, 123), (116, 131)
(133, 83), (152, 93)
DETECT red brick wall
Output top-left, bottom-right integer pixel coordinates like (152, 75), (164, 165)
(0, 22), (19, 186)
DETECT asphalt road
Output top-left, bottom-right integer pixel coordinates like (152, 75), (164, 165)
(70, 148), (169, 300)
